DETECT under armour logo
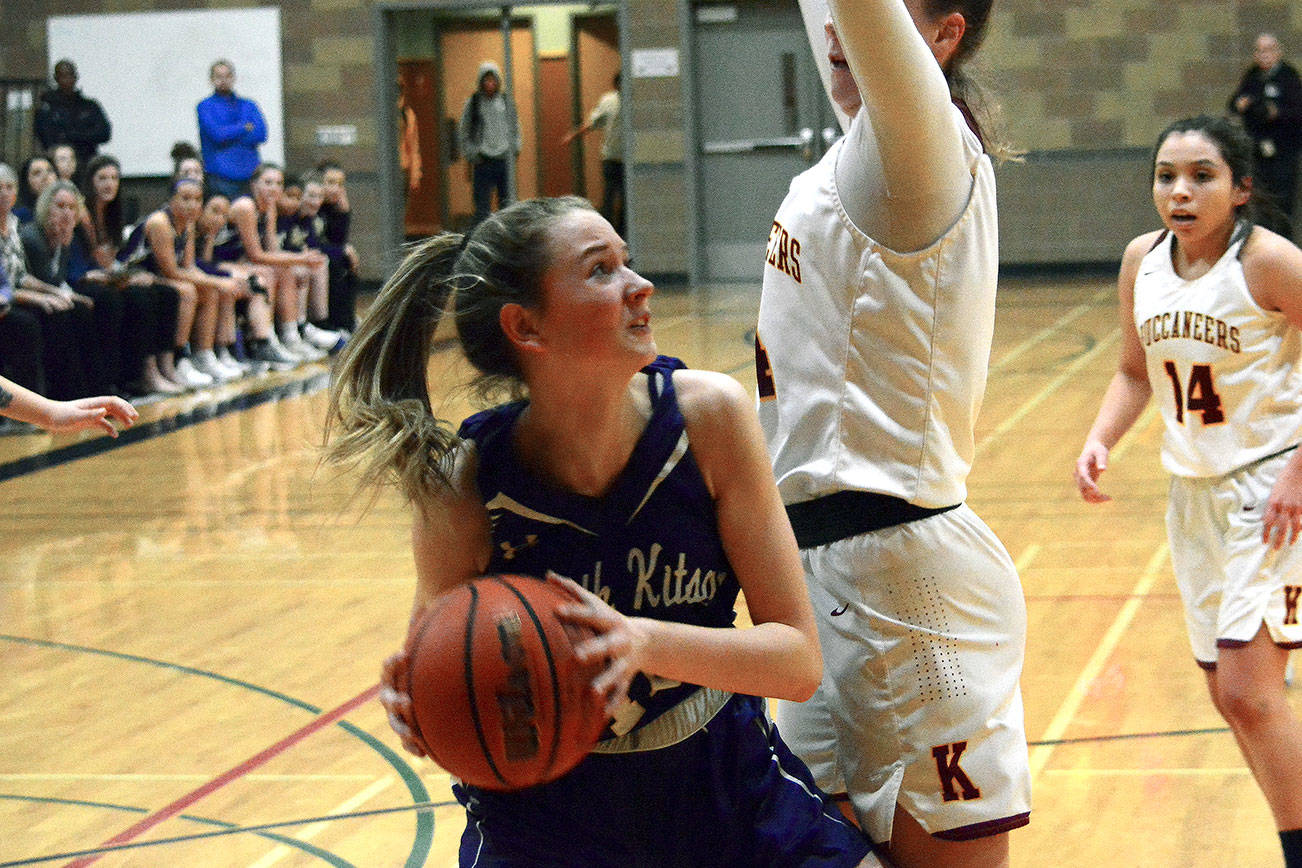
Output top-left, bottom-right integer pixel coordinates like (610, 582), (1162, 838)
(499, 534), (538, 561)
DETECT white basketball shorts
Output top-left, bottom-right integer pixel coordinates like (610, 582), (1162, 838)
(1167, 448), (1302, 667)
(775, 504), (1032, 846)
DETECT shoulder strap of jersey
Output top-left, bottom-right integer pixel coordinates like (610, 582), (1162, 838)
(1231, 219), (1254, 259)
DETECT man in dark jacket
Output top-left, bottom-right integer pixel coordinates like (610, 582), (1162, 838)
(1229, 33), (1302, 237)
(33, 60), (112, 178)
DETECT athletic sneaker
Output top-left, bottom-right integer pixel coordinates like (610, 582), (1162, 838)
(173, 356), (214, 389)
(191, 349), (239, 383)
(217, 346), (252, 376)
(248, 338), (300, 372)
(210, 347), (247, 379)
(301, 322), (344, 351)
(283, 335), (327, 362)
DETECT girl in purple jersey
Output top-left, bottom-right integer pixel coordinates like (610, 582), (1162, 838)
(326, 197), (878, 866)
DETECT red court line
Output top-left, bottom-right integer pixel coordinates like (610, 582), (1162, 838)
(64, 684), (382, 868)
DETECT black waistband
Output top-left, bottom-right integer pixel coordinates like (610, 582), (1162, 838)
(785, 491), (961, 549)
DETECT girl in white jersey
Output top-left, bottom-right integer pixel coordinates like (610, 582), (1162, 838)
(1075, 115), (1302, 868)
(757, 2), (1029, 866)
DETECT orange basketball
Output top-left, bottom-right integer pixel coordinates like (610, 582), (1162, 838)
(405, 574), (608, 791)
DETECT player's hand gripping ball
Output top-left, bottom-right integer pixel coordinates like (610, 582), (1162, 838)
(405, 574), (609, 790)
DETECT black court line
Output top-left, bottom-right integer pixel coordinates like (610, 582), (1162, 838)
(0, 371), (331, 484)
(0, 800), (458, 867)
(1028, 726), (1230, 748)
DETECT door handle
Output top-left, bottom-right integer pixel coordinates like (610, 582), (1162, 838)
(701, 136), (806, 155)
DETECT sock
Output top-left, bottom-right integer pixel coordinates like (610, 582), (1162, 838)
(1281, 829), (1302, 868)
(278, 323), (297, 343)
(174, 343), (191, 362)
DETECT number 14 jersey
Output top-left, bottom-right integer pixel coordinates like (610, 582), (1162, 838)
(1134, 226), (1302, 477)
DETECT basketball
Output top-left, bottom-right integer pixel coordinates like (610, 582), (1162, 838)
(405, 574), (609, 791)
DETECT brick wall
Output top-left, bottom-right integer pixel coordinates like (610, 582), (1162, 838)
(4, 1), (1299, 276)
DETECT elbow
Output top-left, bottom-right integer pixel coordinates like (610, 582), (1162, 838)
(786, 673), (822, 703)
(779, 636), (824, 702)
(784, 667), (822, 703)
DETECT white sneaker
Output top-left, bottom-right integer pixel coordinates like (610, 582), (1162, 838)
(249, 337), (299, 372)
(301, 322), (343, 351)
(218, 355), (246, 379)
(173, 356), (215, 389)
(191, 349), (238, 383)
(217, 346), (251, 376)
(283, 335), (327, 362)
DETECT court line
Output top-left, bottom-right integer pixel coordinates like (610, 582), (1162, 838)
(1028, 542), (1170, 781)
(1013, 543), (1040, 573)
(5, 576), (435, 865)
(1, 634), (333, 712)
(1028, 725), (1229, 748)
(1043, 768), (1250, 777)
(0, 794), (355, 868)
(1024, 592), (1180, 603)
(0, 773), (380, 782)
(988, 286), (1114, 375)
(0, 800), (458, 868)
(0, 579), (414, 588)
(62, 685), (381, 868)
(246, 777), (394, 868)
(976, 330), (1120, 457)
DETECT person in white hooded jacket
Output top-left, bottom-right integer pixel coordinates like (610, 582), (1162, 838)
(458, 60), (521, 228)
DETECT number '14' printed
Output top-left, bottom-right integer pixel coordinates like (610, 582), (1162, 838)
(1163, 361), (1225, 425)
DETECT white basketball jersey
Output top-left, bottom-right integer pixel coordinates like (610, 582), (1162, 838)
(1133, 228), (1302, 477)
(755, 106), (998, 508)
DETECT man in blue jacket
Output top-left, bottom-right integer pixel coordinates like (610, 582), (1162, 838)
(197, 60), (267, 199)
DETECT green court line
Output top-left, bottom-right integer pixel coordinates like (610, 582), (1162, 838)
(0, 634), (434, 867)
(0, 797), (458, 867)
(0, 793), (355, 867)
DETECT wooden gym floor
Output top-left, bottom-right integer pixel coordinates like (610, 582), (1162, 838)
(0, 272), (1289, 866)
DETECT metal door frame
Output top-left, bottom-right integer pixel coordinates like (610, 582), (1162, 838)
(372, 1), (629, 274)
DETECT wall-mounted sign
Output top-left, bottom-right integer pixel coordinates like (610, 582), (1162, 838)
(631, 48), (680, 79)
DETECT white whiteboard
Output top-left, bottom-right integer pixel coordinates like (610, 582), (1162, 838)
(47, 8), (285, 178)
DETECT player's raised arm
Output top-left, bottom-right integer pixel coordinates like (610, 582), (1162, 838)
(827, 0), (973, 250)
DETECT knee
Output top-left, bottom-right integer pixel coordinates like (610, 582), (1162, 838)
(194, 282), (220, 304)
(1215, 682), (1286, 733)
(173, 281), (197, 305)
